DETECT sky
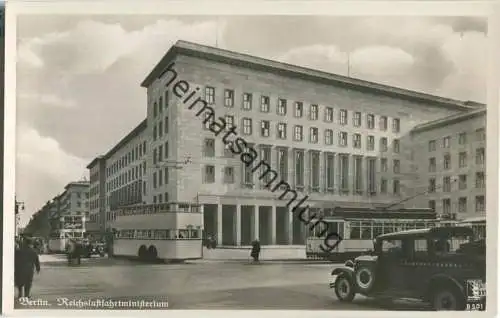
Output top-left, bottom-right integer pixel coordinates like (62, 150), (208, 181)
(15, 15), (487, 226)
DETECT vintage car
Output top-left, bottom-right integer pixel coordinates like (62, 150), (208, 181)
(329, 226), (486, 311)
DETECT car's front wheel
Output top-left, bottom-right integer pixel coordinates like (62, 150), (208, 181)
(334, 274), (355, 302)
(432, 288), (466, 311)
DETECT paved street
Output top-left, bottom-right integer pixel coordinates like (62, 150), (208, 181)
(14, 255), (430, 310)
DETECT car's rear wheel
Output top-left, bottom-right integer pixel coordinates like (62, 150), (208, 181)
(432, 288), (466, 311)
(334, 274), (355, 302)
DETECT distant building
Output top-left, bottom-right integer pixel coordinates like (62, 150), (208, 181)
(57, 181), (90, 240)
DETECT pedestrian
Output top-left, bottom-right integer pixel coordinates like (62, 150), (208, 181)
(250, 238), (261, 263)
(14, 238), (41, 299)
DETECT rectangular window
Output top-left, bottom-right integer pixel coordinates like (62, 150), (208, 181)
(381, 158), (388, 172)
(379, 116), (388, 131)
(224, 115), (234, 130)
(393, 160), (400, 174)
(476, 148), (485, 165)
(459, 174), (467, 190)
(443, 176), (451, 192)
(367, 136), (375, 151)
(204, 138), (215, 157)
(458, 197), (467, 213)
(158, 145), (163, 162)
(310, 104), (319, 120)
(443, 154), (451, 170)
(443, 136), (450, 148)
(260, 95), (270, 112)
(339, 154), (349, 191)
(205, 86), (215, 105)
(310, 152), (320, 192)
(259, 147), (272, 187)
(224, 89), (234, 107)
(294, 102), (303, 117)
(158, 169), (163, 186)
(393, 139), (400, 153)
(475, 196), (485, 213)
(277, 148), (288, 182)
(392, 118), (400, 133)
(325, 107), (334, 122)
(380, 179), (387, 194)
(459, 152), (467, 168)
(476, 128), (486, 141)
(325, 153), (335, 191)
(294, 125), (303, 141)
(353, 133), (361, 148)
(261, 120), (270, 137)
(164, 116), (169, 134)
(367, 114), (375, 129)
(223, 167), (235, 184)
(277, 98), (287, 115)
(310, 127), (319, 143)
(380, 137), (388, 152)
(294, 150), (305, 188)
(277, 123), (287, 139)
(242, 118), (252, 135)
(325, 129), (333, 145)
(353, 112), (361, 127)
(164, 141), (169, 158)
(339, 109), (348, 125)
(428, 200), (436, 211)
(442, 198), (451, 215)
(428, 140), (436, 152)
(367, 158), (377, 195)
(242, 163), (253, 187)
(475, 172), (485, 189)
(158, 122), (163, 138)
(393, 179), (400, 195)
(339, 132), (348, 147)
(204, 166), (215, 183)
(242, 93), (252, 110)
(354, 156), (363, 194)
(428, 178), (436, 193)
(459, 132), (467, 145)
(429, 157), (436, 172)
(153, 172), (157, 189)
(203, 112), (213, 130)
(223, 141), (233, 157)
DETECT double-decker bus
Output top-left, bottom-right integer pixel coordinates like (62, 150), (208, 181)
(306, 206), (437, 261)
(109, 201), (203, 262)
(457, 216), (486, 240)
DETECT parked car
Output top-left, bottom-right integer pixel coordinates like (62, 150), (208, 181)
(329, 226), (486, 311)
(82, 241), (106, 258)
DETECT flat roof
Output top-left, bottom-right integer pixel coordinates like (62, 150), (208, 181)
(103, 119), (147, 160)
(86, 155), (105, 169)
(141, 40), (483, 111)
(411, 108), (486, 134)
(64, 181), (90, 190)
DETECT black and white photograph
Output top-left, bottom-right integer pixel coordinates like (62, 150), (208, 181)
(2, 1), (496, 315)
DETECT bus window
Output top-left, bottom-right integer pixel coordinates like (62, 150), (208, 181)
(190, 229), (200, 239)
(361, 222), (372, 239)
(373, 222), (383, 238)
(383, 222), (394, 234)
(350, 221), (361, 239)
(178, 230), (189, 239)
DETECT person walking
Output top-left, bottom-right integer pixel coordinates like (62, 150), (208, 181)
(250, 238), (261, 264)
(15, 239), (40, 299)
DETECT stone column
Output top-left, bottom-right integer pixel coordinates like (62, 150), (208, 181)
(217, 204), (223, 244)
(288, 208), (294, 245)
(235, 204), (241, 246)
(253, 205), (260, 240)
(270, 205), (277, 245)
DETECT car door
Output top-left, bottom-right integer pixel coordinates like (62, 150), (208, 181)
(405, 238), (432, 295)
(378, 239), (412, 291)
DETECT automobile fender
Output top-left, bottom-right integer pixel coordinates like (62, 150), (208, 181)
(332, 267), (355, 280)
(426, 273), (465, 298)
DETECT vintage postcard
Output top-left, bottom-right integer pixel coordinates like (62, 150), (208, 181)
(2, 0), (498, 316)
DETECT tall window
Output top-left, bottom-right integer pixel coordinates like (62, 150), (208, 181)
(260, 96), (270, 112)
(367, 136), (375, 151)
(259, 147), (272, 187)
(325, 107), (334, 122)
(339, 155), (349, 191)
(224, 115), (234, 130)
(442, 198), (451, 215)
(310, 152), (320, 191)
(224, 89), (234, 107)
(459, 132), (467, 145)
(325, 153), (335, 191)
(428, 178), (436, 193)
(443, 154), (451, 170)
(242, 163), (253, 188)
(428, 140), (436, 152)
(392, 118), (400, 133)
(429, 157), (436, 172)
(277, 98), (287, 115)
(379, 116), (388, 131)
(310, 127), (319, 143)
(294, 150), (305, 188)
(367, 158), (376, 195)
(429, 200), (436, 211)
(381, 158), (388, 172)
(476, 148), (485, 165)
(294, 125), (303, 141)
(223, 167), (234, 184)
(367, 114), (375, 129)
(354, 156), (363, 194)
(475, 172), (485, 188)
(204, 165), (215, 183)
(459, 152), (467, 168)
(393, 139), (400, 153)
(310, 104), (319, 120)
(339, 109), (348, 125)
(277, 123), (287, 139)
(459, 174), (467, 190)
(339, 132), (348, 147)
(475, 196), (485, 213)
(476, 128), (486, 141)
(442, 136), (450, 148)
(393, 180), (400, 195)
(242, 118), (252, 135)
(393, 159), (400, 174)
(242, 93), (252, 110)
(203, 138), (215, 157)
(443, 176), (451, 192)
(380, 137), (388, 152)
(278, 148), (288, 182)
(164, 116), (169, 134)
(261, 120), (270, 137)
(294, 102), (303, 117)
(277, 148), (288, 182)
(353, 134), (362, 148)
(458, 197), (467, 213)
(205, 87), (215, 104)
(353, 112), (361, 127)
(325, 129), (333, 145)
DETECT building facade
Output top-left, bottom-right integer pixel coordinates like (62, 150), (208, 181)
(410, 109), (486, 221)
(136, 40), (484, 246)
(57, 181), (90, 239)
(86, 156), (107, 237)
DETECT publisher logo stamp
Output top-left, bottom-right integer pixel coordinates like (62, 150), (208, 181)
(466, 279), (486, 311)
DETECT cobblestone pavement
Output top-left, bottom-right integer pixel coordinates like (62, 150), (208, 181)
(12, 255), (429, 311)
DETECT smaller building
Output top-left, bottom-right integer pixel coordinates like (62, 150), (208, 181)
(410, 108), (486, 221)
(87, 156), (107, 239)
(57, 181), (90, 239)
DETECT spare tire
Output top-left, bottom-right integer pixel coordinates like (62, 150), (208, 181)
(355, 265), (376, 293)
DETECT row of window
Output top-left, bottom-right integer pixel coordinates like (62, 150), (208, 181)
(111, 203), (200, 218)
(152, 90), (170, 118)
(152, 115), (169, 141)
(428, 195), (485, 214)
(106, 161), (146, 193)
(427, 148), (485, 172)
(428, 172), (485, 193)
(202, 87), (401, 132)
(428, 128), (485, 152)
(115, 228), (201, 240)
(106, 141), (147, 178)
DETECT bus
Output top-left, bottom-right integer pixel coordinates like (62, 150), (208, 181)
(457, 216), (486, 240)
(48, 230), (84, 253)
(306, 207), (437, 261)
(109, 201), (203, 262)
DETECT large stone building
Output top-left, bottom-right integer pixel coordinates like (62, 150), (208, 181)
(57, 181), (90, 239)
(409, 108), (486, 221)
(87, 40), (485, 246)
